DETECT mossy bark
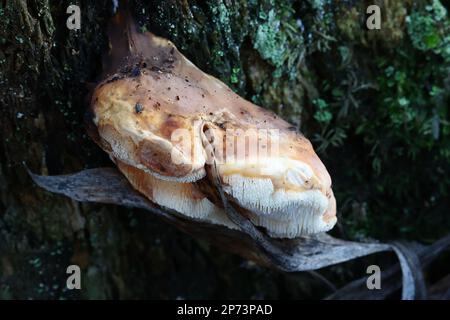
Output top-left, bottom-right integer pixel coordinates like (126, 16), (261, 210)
(0, 0), (449, 299)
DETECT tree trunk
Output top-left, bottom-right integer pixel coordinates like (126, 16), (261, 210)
(1, 0), (449, 299)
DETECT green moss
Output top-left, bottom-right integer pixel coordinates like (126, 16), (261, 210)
(253, 9), (287, 71)
(337, 1), (411, 47)
(141, 0), (308, 125)
(336, 6), (362, 42)
(302, 0), (450, 240)
(230, 67), (240, 84)
(252, 2), (306, 79)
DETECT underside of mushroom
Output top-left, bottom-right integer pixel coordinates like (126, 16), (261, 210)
(87, 11), (337, 238)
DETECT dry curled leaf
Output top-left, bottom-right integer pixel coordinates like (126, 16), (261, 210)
(29, 167), (445, 300)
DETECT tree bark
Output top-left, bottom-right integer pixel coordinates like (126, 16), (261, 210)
(1, 0), (449, 299)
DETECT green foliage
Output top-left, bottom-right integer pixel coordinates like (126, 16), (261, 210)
(313, 98), (333, 123)
(134, 0), (450, 241)
(406, 0), (450, 59)
(311, 0), (450, 240)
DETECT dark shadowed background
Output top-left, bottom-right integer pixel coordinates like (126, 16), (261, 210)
(0, 0), (449, 299)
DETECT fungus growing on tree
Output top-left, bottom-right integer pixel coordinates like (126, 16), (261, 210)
(87, 12), (337, 238)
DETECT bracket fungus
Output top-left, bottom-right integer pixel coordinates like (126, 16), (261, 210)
(86, 12), (337, 239)
(27, 9), (450, 300)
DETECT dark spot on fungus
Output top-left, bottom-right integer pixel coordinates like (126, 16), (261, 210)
(131, 66), (141, 77)
(175, 95), (180, 101)
(153, 102), (161, 110)
(135, 103), (144, 114)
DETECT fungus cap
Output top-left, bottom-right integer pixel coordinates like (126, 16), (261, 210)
(88, 12), (337, 238)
